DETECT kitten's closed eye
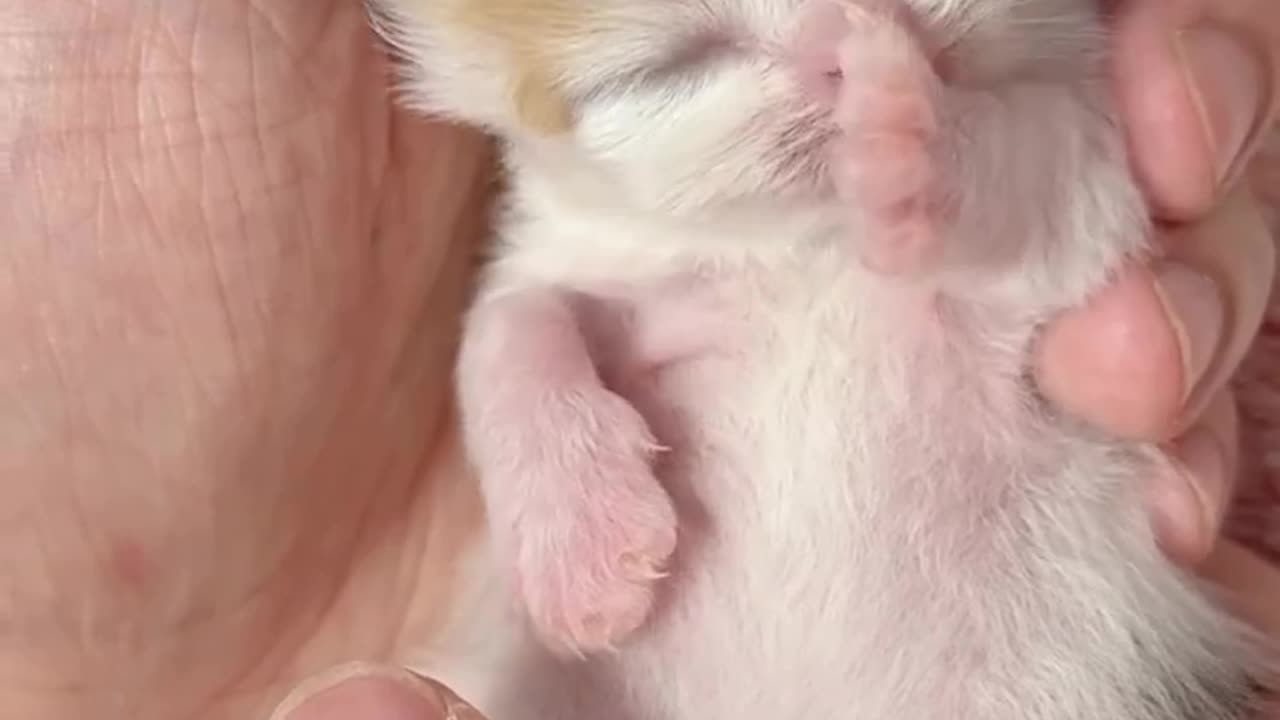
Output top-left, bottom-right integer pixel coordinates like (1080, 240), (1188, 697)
(575, 31), (745, 105)
(652, 33), (741, 75)
(630, 31), (747, 87)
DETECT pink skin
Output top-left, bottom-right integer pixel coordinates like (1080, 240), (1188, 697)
(457, 290), (678, 655)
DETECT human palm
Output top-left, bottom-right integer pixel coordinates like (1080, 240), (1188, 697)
(4, 1), (488, 717)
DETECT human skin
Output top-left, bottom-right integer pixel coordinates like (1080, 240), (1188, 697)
(0, 1), (1274, 720)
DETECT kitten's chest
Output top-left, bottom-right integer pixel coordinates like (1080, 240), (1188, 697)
(578, 269), (1044, 473)
(570, 270), (1064, 596)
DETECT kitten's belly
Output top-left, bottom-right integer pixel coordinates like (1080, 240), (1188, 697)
(595, 314), (1092, 718)
(483, 285), (1151, 719)
(423, 283), (1167, 720)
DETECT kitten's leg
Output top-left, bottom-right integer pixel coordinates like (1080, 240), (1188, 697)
(831, 12), (1146, 293)
(828, 9), (943, 275)
(456, 287), (678, 656)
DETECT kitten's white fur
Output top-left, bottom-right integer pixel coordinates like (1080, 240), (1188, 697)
(368, 0), (1268, 717)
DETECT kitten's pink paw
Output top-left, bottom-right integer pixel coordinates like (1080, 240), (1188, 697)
(830, 15), (943, 274)
(507, 390), (677, 656)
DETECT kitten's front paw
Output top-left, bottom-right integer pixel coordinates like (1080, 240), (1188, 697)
(830, 15), (943, 274)
(506, 390), (678, 656)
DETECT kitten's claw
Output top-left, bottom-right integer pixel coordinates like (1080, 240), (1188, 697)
(507, 389), (678, 656)
(830, 16), (943, 275)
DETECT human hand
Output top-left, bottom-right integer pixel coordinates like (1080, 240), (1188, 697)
(270, 665), (486, 720)
(1036, 0), (1278, 628)
(3, 1), (492, 718)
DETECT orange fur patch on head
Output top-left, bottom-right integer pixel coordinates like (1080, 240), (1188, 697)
(451, 0), (605, 135)
(511, 69), (574, 135)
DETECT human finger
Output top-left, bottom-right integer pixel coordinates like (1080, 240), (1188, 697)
(1035, 184), (1275, 440)
(1152, 390), (1241, 566)
(271, 664), (487, 720)
(1111, 0), (1278, 219)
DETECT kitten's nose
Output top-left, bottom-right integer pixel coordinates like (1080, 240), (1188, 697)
(791, 1), (852, 107)
(792, 1), (937, 107)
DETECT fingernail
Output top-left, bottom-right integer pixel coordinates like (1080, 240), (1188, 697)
(1151, 466), (1209, 565)
(1151, 263), (1223, 405)
(270, 664), (450, 720)
(1175, 26), (1268, 187)
(1154, 427), (1226, 564)
(1175, 427), (1228, 552)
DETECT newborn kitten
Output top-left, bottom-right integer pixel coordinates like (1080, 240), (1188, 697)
(368, 0), (1273, 717)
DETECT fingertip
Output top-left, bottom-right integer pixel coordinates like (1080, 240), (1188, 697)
(1162, 185), (1277, 428)
(1112, 0), (1219, 220)
(1112, 0), (1277, 220)
(1151, 391), (1240, 567)
(1036, 267), (1185, 441)
(271, 664), (474, 720)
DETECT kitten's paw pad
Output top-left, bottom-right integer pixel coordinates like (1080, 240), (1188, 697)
(509, 392), (678, 656)
(830, 19), (942, 273)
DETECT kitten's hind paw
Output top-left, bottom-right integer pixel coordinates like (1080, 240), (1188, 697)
(829, 11), (944, 275)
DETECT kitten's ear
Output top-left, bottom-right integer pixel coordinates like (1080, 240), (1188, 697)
(365, 0), (573, 136)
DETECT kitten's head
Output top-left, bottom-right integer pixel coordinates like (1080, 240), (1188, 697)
(368, 0), (1100, 216)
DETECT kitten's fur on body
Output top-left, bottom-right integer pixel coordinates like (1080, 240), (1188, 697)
(368, 0), (1271, 717)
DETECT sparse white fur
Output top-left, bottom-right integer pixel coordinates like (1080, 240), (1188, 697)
(369, 0), (1269, 717)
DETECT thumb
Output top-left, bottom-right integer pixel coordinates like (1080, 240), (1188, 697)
(270, 663), (486, 720)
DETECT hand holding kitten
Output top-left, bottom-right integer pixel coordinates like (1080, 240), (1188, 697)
(279, 0), (1280, 716)
(277, 1), (1280, 716)
(1, 0), (1275, 718)
(1038, 0), (1278, 572)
